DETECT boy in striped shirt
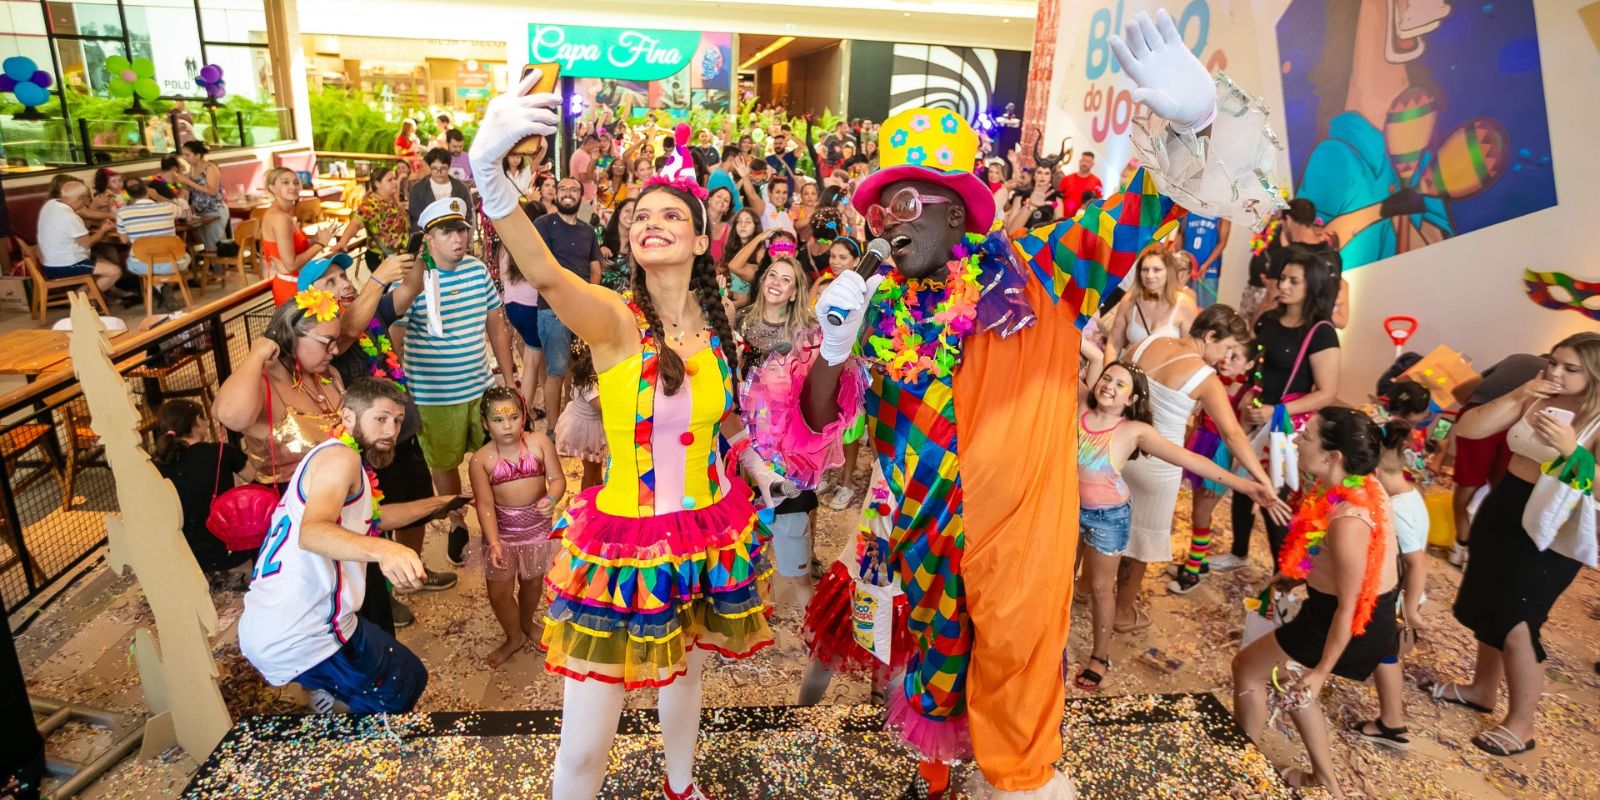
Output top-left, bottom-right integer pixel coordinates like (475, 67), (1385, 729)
(392, 197), (517, 565)
(117, 177), (189, 275)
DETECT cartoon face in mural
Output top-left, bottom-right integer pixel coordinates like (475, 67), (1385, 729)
(1387, 0), (1453, 62)
(1279, 0), (1556, 271)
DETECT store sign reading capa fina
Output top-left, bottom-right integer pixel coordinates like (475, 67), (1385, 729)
(529, 24), (701, 81)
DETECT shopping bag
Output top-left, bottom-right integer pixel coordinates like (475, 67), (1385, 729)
(850, 580), (901, 665)
(1522, 444), (1599, 567)
(1240, 587), (1300, 649)
(1252, 404), (1300, 492)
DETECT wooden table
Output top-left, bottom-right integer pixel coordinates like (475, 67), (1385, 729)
(227, 186), (343, 219)
(0, 329), (125, 379)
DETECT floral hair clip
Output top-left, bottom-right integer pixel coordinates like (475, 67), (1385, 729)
(295, 287), (340, 322)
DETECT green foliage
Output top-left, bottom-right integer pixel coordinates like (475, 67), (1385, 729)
(308, 87), (401, 154)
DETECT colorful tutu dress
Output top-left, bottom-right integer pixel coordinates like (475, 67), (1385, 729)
(541, 308), (773, 688)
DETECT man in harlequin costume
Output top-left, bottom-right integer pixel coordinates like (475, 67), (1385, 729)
(745, 11), (1284, 798)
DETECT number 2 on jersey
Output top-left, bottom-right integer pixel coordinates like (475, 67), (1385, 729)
(253, 516), (292, 580)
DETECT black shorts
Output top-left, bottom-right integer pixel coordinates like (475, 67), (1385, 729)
(1275, 586), (1400, 681)
(374, 435), (434, 504)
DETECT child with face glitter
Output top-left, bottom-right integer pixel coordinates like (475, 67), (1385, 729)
(468, 387), (566, 668)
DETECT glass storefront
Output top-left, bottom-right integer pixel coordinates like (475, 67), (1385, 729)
(0, 0), (291, 174)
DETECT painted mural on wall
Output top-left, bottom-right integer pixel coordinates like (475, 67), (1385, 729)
(1277, 0), (1557, 271)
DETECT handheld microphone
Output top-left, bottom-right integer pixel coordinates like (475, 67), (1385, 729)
(825, 238), (892, 326)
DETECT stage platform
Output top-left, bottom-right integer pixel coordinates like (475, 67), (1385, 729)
(181, 693), (1292, 798)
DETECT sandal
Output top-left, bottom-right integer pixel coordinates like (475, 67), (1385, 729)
(1424, 679), (1494, 714)
(1279, 767), (1319, 789)
(1073, 655), (1111, 692)
(1472, 725), (1536, 756)
(1349, 718), (1411, 749)
(1114, 606), (1152, 633)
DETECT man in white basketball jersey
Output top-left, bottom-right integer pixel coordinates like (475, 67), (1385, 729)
(239, 377), (450, 713)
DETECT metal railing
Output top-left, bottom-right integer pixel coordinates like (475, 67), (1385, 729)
(0, 281), (274, 614)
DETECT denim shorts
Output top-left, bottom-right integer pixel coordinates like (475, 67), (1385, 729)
(1081, 502), (1132, 556)
(293, 618), (428, 713)
(536, 307), (572, 377)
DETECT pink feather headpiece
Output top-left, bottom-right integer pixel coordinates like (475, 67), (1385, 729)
(644, 123), (708, 200)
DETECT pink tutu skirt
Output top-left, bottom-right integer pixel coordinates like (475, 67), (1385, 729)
(555, 409), (607, 464)
(483, 502), (560, 582)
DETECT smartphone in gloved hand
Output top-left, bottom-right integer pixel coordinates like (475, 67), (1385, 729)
(511, 63), (561, 161)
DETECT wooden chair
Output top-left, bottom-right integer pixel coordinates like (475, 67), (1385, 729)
(213, 218), (261, 280)
(130, 236), (193, 315)
(1, 419), (70, 528)
(249, 206), (269, 222)
(324, 184), (364, 225)
(16, 240), (110, 321)
(293, 198), (323, 226)
(41, 390), (106, 514)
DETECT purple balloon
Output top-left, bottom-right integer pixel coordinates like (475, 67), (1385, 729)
(32, 70), (51, 89)
(199, 64), (222, 82)
(0, 76), (14, 92)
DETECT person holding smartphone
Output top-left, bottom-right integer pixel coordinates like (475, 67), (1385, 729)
(1428, 333), (1600, 758)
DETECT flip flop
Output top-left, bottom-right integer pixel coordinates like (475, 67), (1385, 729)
(1114, 606), (1152, 633)
(1472, 725), (1536, 756)
(1073, 655), (1112, 692)
(1349, 718), (1411, 749)
(1424, 679), (1494, 714)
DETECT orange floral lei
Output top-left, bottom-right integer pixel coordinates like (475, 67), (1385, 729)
(1278, 474), (1391, 636)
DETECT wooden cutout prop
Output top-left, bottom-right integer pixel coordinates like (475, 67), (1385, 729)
(138, 710), (178, 760)
(1583, 2), (1600, 56)
(1401, 344), (1480, 410)
(67, 293), (232, 761)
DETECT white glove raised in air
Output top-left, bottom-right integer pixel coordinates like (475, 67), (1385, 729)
(468, 69), (560, 219)
(815, 271), (886, 366)
(1110, 9), (1217, 135)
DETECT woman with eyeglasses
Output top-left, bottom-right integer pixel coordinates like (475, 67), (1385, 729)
(214, 295), (347, 490)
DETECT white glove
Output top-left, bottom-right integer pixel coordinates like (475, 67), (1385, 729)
(815, 271), (886, 366)
(469, 69), (560, 220)
(1110, 10), (1217, 134)
(738, 445), (800, 509)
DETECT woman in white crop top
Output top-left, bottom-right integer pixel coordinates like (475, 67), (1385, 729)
(1104, 250), (1197, 366)
(1432, 334), (1600, 758)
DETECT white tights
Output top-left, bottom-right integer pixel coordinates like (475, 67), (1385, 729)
(550, 648), (709, 799)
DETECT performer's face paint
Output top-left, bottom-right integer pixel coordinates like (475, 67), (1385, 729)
(876, 179), (966, 281)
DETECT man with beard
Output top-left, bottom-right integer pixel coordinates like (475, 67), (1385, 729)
(755, 11), (1284, 798)
(531, 178), (602, 432)
(238, 377), (453, 713)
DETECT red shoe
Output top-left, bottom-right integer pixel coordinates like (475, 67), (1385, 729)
(663, 779), (712, 800)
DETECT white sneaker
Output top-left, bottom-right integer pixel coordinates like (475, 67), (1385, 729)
(308, 688), (337, 714)
(1208, 553), (1248, 572)
(1449, 543), (1468, 568)
(828, 486), (856, 511)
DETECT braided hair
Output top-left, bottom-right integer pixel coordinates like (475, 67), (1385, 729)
(632, 183), (737, 396)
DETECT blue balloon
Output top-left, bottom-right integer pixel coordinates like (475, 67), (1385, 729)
(3, 56), (37, 82)
(14, 82), (48, 108)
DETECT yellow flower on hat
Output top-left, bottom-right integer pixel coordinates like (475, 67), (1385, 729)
(295, 287), (340, 322)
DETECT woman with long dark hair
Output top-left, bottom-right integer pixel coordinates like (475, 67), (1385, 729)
(152, 399), (257, 577)
(1214, 245), (1343, 572)
(720, 207), (762, 305)
(470, 82), (793, 799)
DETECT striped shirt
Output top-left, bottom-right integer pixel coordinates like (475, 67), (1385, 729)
(115, 199), (177, 240)
(401, 256), (503, 405)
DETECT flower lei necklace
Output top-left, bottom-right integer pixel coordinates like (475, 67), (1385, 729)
(864, 235), (984, 383)
(335, 430), (384, 535)
(1278, 474), (1390, 636)
(356, 317), (408, 389)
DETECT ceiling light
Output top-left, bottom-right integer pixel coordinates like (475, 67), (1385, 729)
(739, 36), (795, 70)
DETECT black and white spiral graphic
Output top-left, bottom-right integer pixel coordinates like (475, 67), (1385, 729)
(888, 44), (1000, 121)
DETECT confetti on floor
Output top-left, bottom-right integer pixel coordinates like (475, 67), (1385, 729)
(179, 695), (1291, 799)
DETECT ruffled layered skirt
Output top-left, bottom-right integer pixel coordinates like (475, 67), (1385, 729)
(541, 481), (774, 688)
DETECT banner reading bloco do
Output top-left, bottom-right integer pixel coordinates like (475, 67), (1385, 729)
(529, 24), (702, 82)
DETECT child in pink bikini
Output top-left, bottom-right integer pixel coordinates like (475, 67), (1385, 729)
(468, 387), (566, 667)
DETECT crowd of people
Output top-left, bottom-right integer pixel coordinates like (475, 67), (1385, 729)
(131, 14), (1595, 800)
